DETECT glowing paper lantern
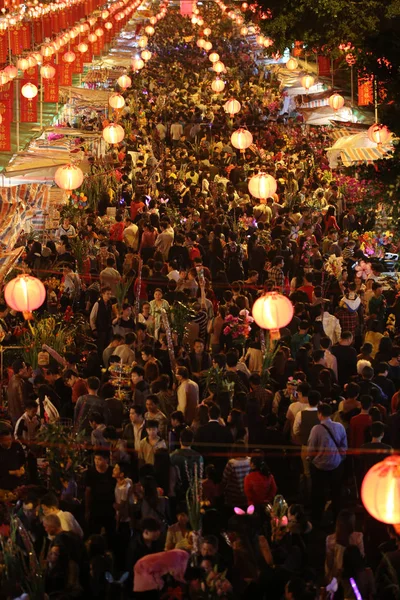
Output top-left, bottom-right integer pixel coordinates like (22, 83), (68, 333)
(252, 292), (294, 338)
(145, 25), (155, 35)
(204, 41), (212, 52)
(21, 83), (38, 99)
(105, 22), (113, 30)
(301, 75), (315, 90)
(109, 93), (125, 109)
(329, 93), (345, 111)
(212, 60), (225, 73)
(138, 36), (148, 48)
(4, 275), (46, 314)
(4, 65), (17, 79)
(285, 57), (298, 70)
(26, 55), (37, 68)
(117, 74), (132, 89)
(211, 78), (225, 93)
(103, 123), (125, 144)
(41, 44), (54, 57)
(361, 457), (400, 524)
(240, 26), (248, 36)
(256, 35), (265, 45)
(40, 64), (56, 79)
(224, 98), (241, 117)
(248, 172), (277, 199)
(54, 164), (84, 191)
(95, 28), (104, 37)
(63, 51), (76, 63)
(78, 43), (88, 53)
(101, 10), (109, 19)
(88, 33), (97, 43)
(141, 49), (152, 62)
(197, 39), (205, 48)
(209, 52), (219, 63)
(132, 57), (145, 70)
(231, 128), (253, 151)
(203, 27), (211, 37)
(368, 123), (391, 145)
(150, 17), (157, 25)
(17, 58), (29, 71)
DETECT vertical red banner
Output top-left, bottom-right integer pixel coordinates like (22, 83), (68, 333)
(0, 103), (12, 152)
(20, 80), (38, 123)
(59, 61), (73, 85)
(0, 31), (8, 63)
(317, 56), (331, 77)
(358, 75), (373, 106)
(72, 48), (83, 73)
(20, 23), (31, 50)
(43, 15), (52, 38)
(43, 65), (59, 102)
(59, 9), (67, 29)
(91, 37), (100, 55)
(24, 66), (38, 84)
(33, 19), (43, 45)
(51, 12), (60, 34)
(10, 27), (21, 56)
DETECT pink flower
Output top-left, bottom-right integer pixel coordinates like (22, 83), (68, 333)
(223, 326), (231, 336)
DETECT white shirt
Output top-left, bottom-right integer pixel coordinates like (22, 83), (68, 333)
(170, 123), (183, 140)
(167, 270), (180, 282)
(293, 406), (318, 438)
(56, 509), (83, 538)
(286, 401), (309, 422)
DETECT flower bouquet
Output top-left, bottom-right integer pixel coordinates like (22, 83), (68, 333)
(222, 312), (253, 347)
(324, 255), (344, 280)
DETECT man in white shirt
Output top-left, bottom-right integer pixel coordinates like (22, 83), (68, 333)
(170, 120), (183, 144)
(155, 221), (174, 260)
(123, 217), (139, 251)
(41, 492), (83, 538)
(176, 366), (199, 425)
(156, 121), (166, 140)
(113, 332), (136, 365)
(167, 261), (180, 282)
(285, 381), (311, 438)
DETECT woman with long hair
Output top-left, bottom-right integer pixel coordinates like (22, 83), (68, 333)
(334, 545), (375, 600)
(325, 509), (364, 579)
(140, 474), (170, 539)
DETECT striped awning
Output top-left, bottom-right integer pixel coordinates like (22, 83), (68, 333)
(0, 184), (50, 249)
(300, 98), (329, 109)
(326, 130), (394, 168)
(340, 146), (393, 166)
(329, 127), (365, 141)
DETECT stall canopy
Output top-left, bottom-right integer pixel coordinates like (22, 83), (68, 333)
(327, 131), (394, 168)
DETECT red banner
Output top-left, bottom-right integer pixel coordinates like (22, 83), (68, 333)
(43, 15), (52, 39)
(317, 56), (331, 77)
(51, 13), (60, 34)
(43, 65), (59, 102)
(72, 48), (83, 73)
(91, 37), (100, 55)
(10, 27), (21, 55)
(0, 81), (14, 151)
(23, 65), (38, 84)
(59, 61), (73, 86)
(33, 19), (43, 45)
(20, 23), (31, 50)
(0, 31), (8, 63)
(358, 75), (373, 106)
(20, 79), (38, 123)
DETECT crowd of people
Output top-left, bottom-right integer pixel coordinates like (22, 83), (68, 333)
(0, 3), (400, 600)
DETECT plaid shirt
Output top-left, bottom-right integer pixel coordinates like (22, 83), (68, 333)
(336, 307), (359, 336)
(268, 266), (285, 291)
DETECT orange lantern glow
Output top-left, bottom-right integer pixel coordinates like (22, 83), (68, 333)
(54, 164), (84, 191)
(41, 44), (54, 57)
(256, 35), (265, 45)
(138, 36), (148, 48)
(4, 275), (46, 314)
(211, 78), (225, 93)
(240, 26), (248, 36)
(88, 33), (97, 43)
(224, 98), (241, 117)
(40, 64), (56, 79)
(21, 83), (38, 99)
(4, 65), (17, 80)
(109, 93), (125, 109)
(203, 27), (211, 37)
(329, 93), (345, 111)
(103, 123), (125, 144)
(252, 292), (294, 338)
(361, 456), (400, 524)
(150, 17), (157, 25)
(212, 60), (225, 73)
(231, 128), (253, 151)
(0, 71), (9, 86)
(17, 58), (29, 71)
(105, 22), (113, 30)
(204, 41), (212, 52)
(141, 49), (152, 62)
(101, 10), (109, 19)
(132, 57), (145, 70)
(78, 43), (88, 53)
(95, 27), (104, 37)
(248, 172), (277, 199)
(145, 25), (155, 35)
(368, 123), (391, 145)
(197, 39), (206, 48)
(63, 51), (76, 63)
(285, 57), (298, 71)
(26, 55), (37, 68)
(209, 52), (220, 64)
(301, 75), (315, 90)
(117, 74), (132, 89)
(31, 52), (42, 64)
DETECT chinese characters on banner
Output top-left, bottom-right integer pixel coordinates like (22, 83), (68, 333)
(0, 82), (13, 152)
(20, 67), (38, 123)
(358, 75), (373, 106)
(72, 49), (83, 74)
(43, 65), (59, 102)
(33, 19), (43, 45)
(10, 27), (21, 55)
(0, 31), (7, 63)
(20, 24), (31, 50)
(60, 61), (73, 86)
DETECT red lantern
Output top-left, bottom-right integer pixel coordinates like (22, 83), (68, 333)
(361, 456), (400, 524)
(368, 123), (391, 145)
(252, 292), (294, 339)
(4, 275), (46, 314)
(328, 93), (345, 111)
